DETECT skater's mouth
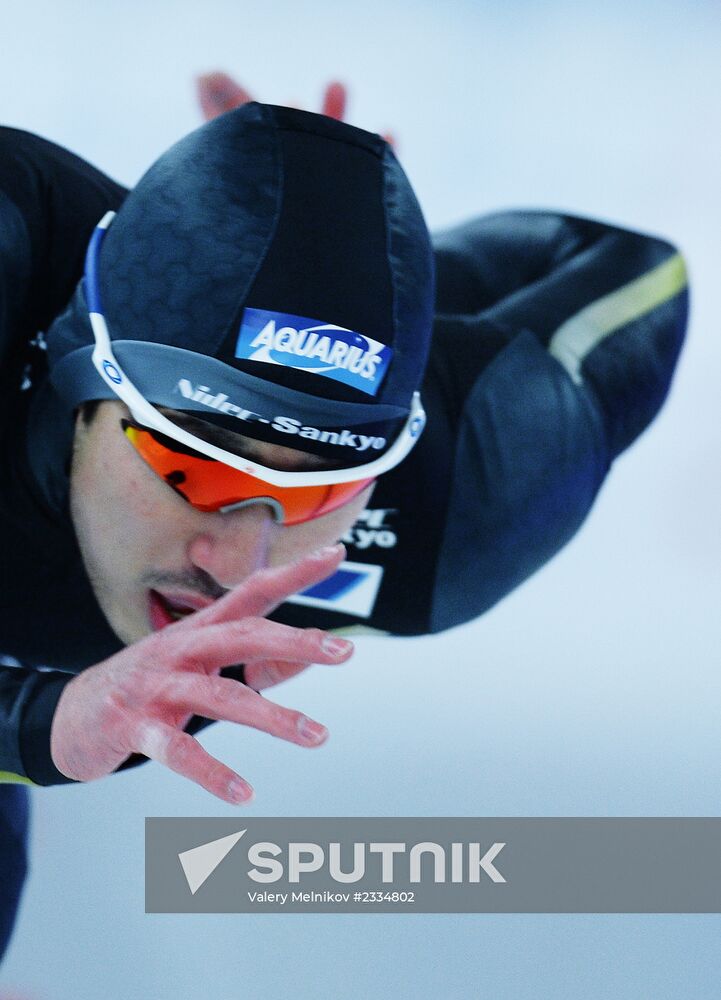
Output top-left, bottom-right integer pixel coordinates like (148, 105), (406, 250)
(147, 589), (216, 630)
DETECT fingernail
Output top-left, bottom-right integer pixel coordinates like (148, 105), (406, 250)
(297, 716), (328, 743)
(311, 544), (343, 560)
(227, 779), (253, 804)
(322, 636), (353, 657)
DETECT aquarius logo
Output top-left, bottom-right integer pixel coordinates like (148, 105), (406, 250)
(236, 307), (392, 397)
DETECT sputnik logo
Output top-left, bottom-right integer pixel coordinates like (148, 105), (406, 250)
(178, 829), (247, 895)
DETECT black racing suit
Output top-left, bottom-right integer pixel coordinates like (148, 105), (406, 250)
(0, 127), (688, 957)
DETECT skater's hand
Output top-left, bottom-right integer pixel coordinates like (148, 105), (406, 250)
(195, 72), (396, 148)
(50, 545), (353, 804)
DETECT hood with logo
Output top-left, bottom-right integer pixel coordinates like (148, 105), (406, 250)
(46, 101), (435, 464)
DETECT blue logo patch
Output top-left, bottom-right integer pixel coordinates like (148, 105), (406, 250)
(284, 561), (384, 619)
(235, 308), (392, 397)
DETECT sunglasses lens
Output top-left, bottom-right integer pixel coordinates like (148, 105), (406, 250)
(122, 421), (372, 525)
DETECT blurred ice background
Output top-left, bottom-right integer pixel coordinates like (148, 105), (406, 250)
(1, 0), (720, 997)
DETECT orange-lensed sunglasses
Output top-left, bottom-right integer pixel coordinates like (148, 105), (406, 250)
(121, 419), (374, 525)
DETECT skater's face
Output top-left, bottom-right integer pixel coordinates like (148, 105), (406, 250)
(69, 400), (373, 644)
